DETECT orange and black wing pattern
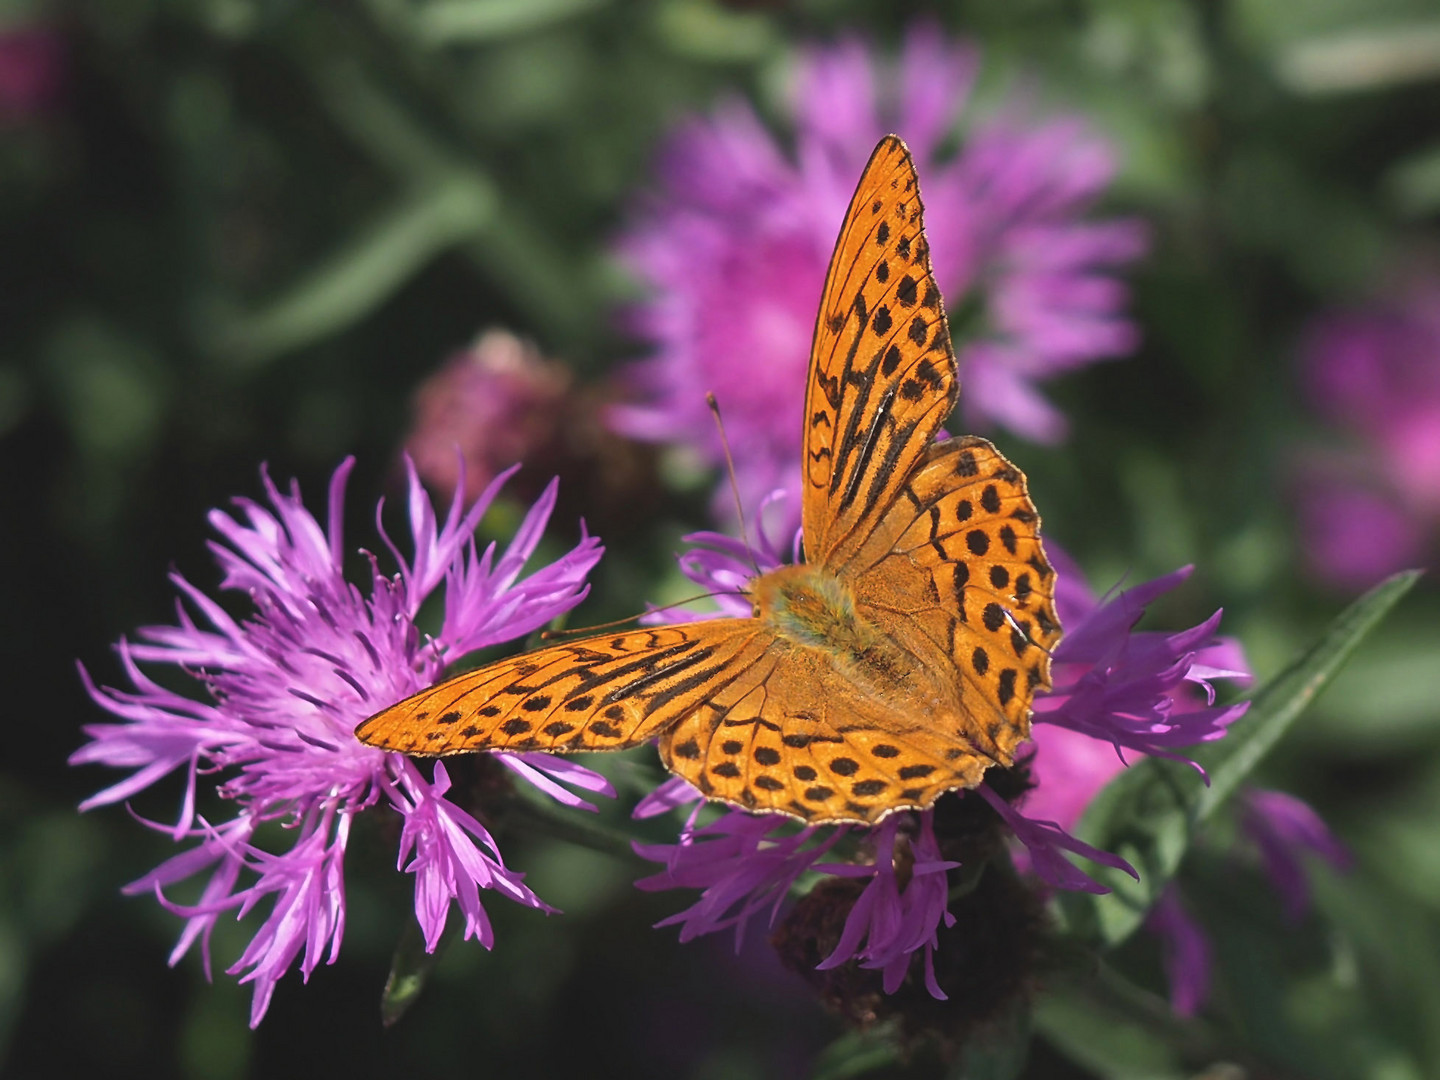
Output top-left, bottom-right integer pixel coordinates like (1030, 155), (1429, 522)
(801, 136), (958, 571)
(356, 622), (769, 756)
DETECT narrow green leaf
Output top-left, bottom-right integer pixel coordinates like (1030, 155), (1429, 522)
(211, 176), (495, 366)
(808, 1028), (899, 1080)
(1058, 570), (1420, 948)
(955, 1006), (1031, 1080)
(1033, 989), (1183, 1080)
(413, 0), (606, 44)
(1275, 22), (1440, 95)
(380, 919), (450, 1027)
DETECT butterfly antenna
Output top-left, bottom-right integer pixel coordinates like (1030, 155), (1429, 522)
(707, 392), (762, 577)
(1001, 606), (1058, 659)
(539, 591), (747, 639)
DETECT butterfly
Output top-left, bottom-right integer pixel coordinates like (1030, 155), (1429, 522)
(357, 135), (1062, 824)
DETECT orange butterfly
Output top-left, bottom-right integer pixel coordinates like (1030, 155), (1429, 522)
(357, 136), (1062, 824)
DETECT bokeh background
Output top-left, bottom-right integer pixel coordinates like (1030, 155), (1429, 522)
(4, 0), (1440, 1077)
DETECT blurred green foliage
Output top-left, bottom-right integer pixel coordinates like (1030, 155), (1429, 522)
(3, 0), (1440, 1076)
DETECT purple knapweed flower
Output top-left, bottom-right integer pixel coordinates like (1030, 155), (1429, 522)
(633, 777), (848, 947)
(1240, 787), (1351, 921)
(610, 23), (1146, 529)
(629, 517), (1259, 999)
(1296, 270), (1440, 589)
(1141, 789), (1349, 1017)
(635, 778), (958, 999)
(0, 24), (63, 122)
(814, 812), (957, 998)
(1033, 546), (1251, 770)
(71, 458), (609, 1025)
(1146, 886), (1211, 1018)
(1023, 554), (1350, 1014)
(405, 329), (573, 505)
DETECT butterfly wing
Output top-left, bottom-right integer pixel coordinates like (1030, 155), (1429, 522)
(657, 642), (994, 824)
(801, 135), (958, 570)
(355, 621), (773, 756)
(848, 437), (1063, 765)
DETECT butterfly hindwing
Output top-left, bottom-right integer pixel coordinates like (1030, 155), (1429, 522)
(850, 437), (1062, 765)
(801, 135), (959, 570)
(355, 621), (770, 756)
(657, 645), (994, 824)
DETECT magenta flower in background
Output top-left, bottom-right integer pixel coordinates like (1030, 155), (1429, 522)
(1146, 886), (1211, 1018)
(611, 23), (1147, 529)
(71, 458), (608, 1025)
(627, 525), (1255, 1000)
(1241, 788), (1352, 922)
(1142, 791), (1350, 1017)
(1297, 270), (1440, 589)
(0, 24), (63, 122)
(405, 329), (573, 505)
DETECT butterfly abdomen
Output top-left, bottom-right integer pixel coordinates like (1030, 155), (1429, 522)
(752, 565), (912, 691)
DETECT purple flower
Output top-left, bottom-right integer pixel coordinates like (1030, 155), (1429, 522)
(631, 523), (1260, 996)
(71, 458), (608, 1025)
(814, 813), (957, 998)
(1146, 886), (1211, 1017)
(1295, 471), (1426, 592)
(976, 783), (1135, 895)
(1240, 788), (1351, 921)
(633, 778), (848, 948)
(0, 25), (63, 122)
(611, 23), (1146, 529)
(1141, 787), (1350, 1017)
(634, 781), (958, 1000)
(1033, 547), (1251, 769)
(987, 545), (1249, 890)
(1296, 270), (1440, 589)
(404, 329), (573, 505)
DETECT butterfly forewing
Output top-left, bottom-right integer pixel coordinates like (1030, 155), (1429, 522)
(355, 621), (768, 756)
(801, 136), (959, 570)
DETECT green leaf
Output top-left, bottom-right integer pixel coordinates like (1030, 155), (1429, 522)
(1057, 570), (1421, 948)
(1033, 987), (1184, 1080)
(1274, 21), (1440, 94)
(380, 919), (450, 1027)
(955, 1006), (1031, 1080)
(808, 1028), (899, 1080)
(411, 0), (607, 44)
(211, 176), (495, 366)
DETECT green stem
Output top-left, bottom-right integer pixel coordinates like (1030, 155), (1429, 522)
(1081, 961), (1308, 1080)
(502, 794), (645, 864)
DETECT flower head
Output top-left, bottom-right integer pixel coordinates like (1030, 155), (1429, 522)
(71, 458), (608, 1025)
(611, 23), (1146, 528)
(1146, 886), (1211, 1018)
(633, 778), (847, 948)
(1033, 547), (1251, 770)
(813, 812), (957, 998)
(405, 329), (573, 505)
(0, 24), (63, 122)
(1240, 787), (1351, 921)
(1296, 269), (1440, 588)
(629, 518), (1263, 1008)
